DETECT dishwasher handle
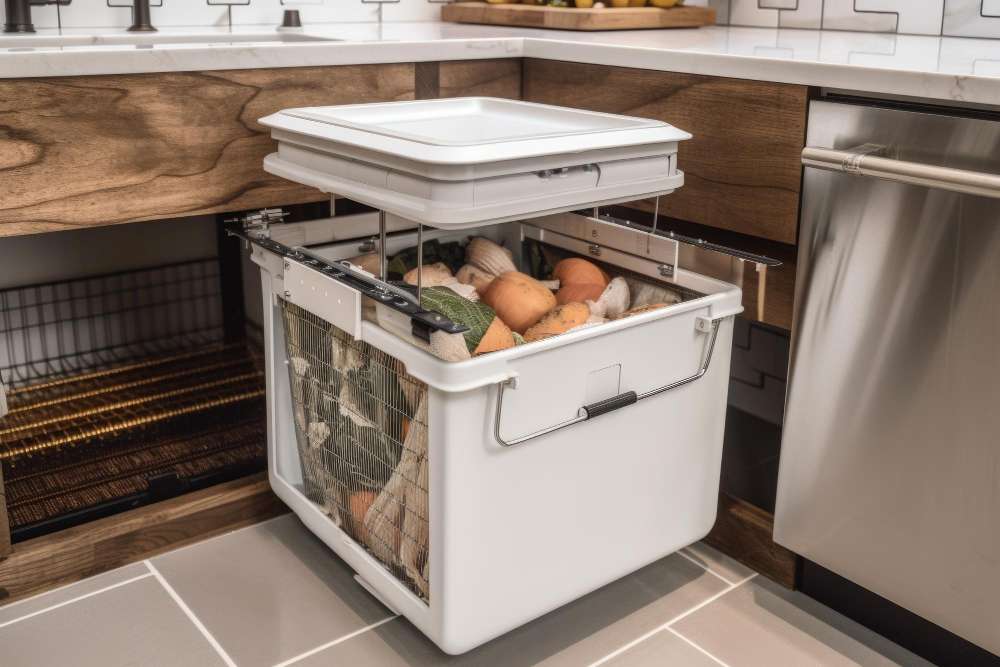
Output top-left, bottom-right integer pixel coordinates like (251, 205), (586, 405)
(802, 145), (1000, 199)
(493, 318), (721, 448)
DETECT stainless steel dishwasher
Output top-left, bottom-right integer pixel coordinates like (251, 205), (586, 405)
(774, 99), (1000, 657)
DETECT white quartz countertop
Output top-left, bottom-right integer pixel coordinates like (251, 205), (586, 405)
(3, 21), (1000, 106)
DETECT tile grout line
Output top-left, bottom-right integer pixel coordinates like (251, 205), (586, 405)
(144, 560), (238, 667)
(0, 572), (155, 630)
(666, 627), (732, 667)
(587, 572), (759, 667)
(675, 549), (736, 585)
(270, 615), (400, 667)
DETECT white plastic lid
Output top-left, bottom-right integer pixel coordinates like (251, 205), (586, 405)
(260, 97), (691, 166)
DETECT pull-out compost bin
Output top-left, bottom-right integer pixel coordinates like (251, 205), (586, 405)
(240, 98), (741, 654)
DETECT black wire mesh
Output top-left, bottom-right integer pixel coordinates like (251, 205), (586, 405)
(0, 259), (225, 389)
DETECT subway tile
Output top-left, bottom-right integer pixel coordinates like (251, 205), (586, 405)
(148, 0), (231, 28)
(857, 0), (944, 35)
(56, 2), (132, 29)
(822, 0), (899, 32)
(0, 575), (227, 667)
(778, 0), (823, 29)
(730, 0), (780, 28)
(230, 0), (378, 26)
(290, 552), (729, 666)
(0, 562), (150, 625)
(729, 0), (822, 29)
(149, 514), (394, 667)
(707, 0), (730, 24)
(17, 4), (58, 29)
(944, 0), (1000, 38)
(382, 0), (444, 23)
(821, 0), (946, 34)
(673, 576), (936, 667)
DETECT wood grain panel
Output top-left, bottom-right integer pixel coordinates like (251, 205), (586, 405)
(442, 2), (716, 30)
(414, 61), (441, 100)
(439, 58), (522, 99)
(523, 59), (808, 244)
(0, 472), (287, 605)
(704, 492), (798, 589)
(0, 64), (415, 237)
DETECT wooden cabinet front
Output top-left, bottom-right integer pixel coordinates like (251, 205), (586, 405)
(522, 59), (808, 245)
(0, 65), (417, 237)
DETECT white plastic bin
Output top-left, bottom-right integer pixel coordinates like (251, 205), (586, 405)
(250, 220), (740, 654)
(243, 98), (742, 654)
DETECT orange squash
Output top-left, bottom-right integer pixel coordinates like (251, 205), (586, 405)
(482, 271), (558, 335)
(524, 303), (591, 343)
(555, 282), (605, 306)
(473, 316), (516, 356)
(552, 258), (610, 289)
(348, 490), (378, 533)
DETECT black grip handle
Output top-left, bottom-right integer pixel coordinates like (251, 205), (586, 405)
(582, 391), (638, 420)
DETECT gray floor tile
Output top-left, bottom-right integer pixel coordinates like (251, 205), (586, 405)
(150, 514), (394, 667)
(293, 552), (729, 667)
(0, 574), (226, 667)
(603, 628), (720, 667)
(0, 561), (150, 625)
(672, 576), (936, 667)
(680, 541), (755, 585)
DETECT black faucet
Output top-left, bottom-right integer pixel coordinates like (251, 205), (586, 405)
(3, 0), (70, 33)
(128, 0), (156, 32)
(127, 0), (156, 31)
(3, 0), (36, 33)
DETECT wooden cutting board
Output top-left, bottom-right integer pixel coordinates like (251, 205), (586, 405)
(441, 2), (716, 31)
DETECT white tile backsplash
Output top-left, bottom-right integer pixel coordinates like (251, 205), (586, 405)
(707, 0), (730, 24)
(729, 0), (779, 28)
(230, 0), (380, 26)
(12, 0), (433, 29)
(8, 0), (1000, 39)
(778, 0), (823, 30)
(729, 0), (823, 30)
(822, 0), (898, 32)
(821, 0), (945, 34)
(722, 0), (963, 36)
(944, 0), (1000, 37)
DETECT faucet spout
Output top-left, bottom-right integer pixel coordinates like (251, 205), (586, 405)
(127, 0), (156, 32)
(2, 0), (35, 33)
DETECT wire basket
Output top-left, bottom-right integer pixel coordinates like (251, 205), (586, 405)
(280, 299), (430, 602)
(0, 259), (224, 389)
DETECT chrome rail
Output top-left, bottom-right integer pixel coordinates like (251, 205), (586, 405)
(802, 145), (1000, 199)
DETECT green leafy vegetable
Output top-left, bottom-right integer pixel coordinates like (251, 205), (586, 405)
(419, 286), (497, 354)
(386, 239), (466, 280)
